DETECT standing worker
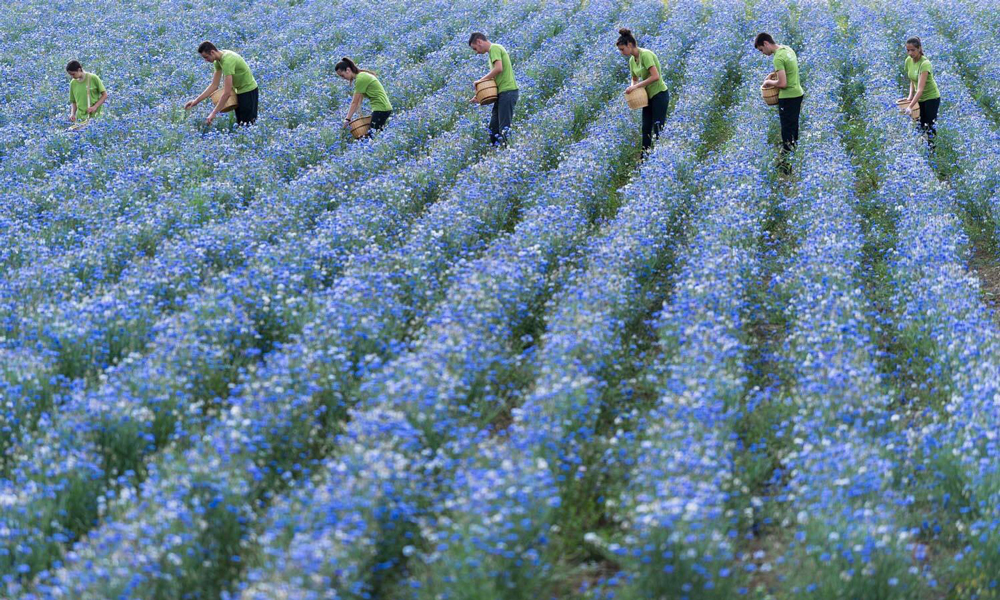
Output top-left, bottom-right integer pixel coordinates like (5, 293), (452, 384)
(335, 57), (393, 137)
(184, 42), (259, 126)
(616, 28), (669, 156)
(755, 32), (804, 162)
(468, 32), (519, 146)
(66, 61), (108, 124)
(899, 37), (940, 149)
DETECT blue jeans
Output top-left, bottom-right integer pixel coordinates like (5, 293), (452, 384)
(489, 89), (519, 145)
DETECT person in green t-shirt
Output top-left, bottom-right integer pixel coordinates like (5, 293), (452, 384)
(616, 28), (669, 156)
(335, 57), (393, 138)
(898, 36), (940, 148)
(755, 32), (804, 161)
(65, 60), (107, 125)
(468, 32), (519, 146)
(184, 41), (259, 126)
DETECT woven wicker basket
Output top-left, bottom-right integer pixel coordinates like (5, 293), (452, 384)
(760, 72), (780, 106)
(349, 115), (372, 139)
(625, 87), (648, 109)
(211, 88), (238, 113)
(897, 100), (920, 121)
(474, 79), (499, 105)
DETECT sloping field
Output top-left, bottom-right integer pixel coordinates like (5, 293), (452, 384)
(2, 0), (999, 597)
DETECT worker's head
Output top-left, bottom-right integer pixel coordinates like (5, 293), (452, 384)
(905, 37), (924, 60)
(198, 41), (222, 63)
(468, 32), (490, 54)
(65, 60), (85, 79)
(754, 32), (777, 55)
(335, 57), (360, 81)
(615, 28), (637, 56)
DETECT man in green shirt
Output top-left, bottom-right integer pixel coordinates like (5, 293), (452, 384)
(184, 41), (259, 126)
(469, 32), (519, 146)
(755, 32), (804, 157)
(66, 60), (108, 125)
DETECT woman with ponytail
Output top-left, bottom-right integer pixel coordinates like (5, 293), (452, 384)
(616, 28), (668, 155)
(335, 57), (393, 136)
(899, 37), (940, 148)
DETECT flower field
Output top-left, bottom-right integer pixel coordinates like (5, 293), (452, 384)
(2, 0), (1000, 597)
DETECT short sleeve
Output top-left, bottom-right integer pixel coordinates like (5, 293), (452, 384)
(69, 83), (75, 103)
(919, 60), (932, 74)
(222, 56), (236, 77)
(214, 60), (223, 73)
(642, 50), (655, 70)
(93, 75), (106, 93)
(488, 45), (502, 65)
(354, 73), (370, 96)
(773, 52), (785, 72)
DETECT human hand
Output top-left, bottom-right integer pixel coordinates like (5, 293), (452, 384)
(469, 95), (479, 104)
(185, 99), (198, 110)
(625, 85), (636, 95)
(86, 106), (97, 115)
(69, 113), (76, 123)
(205, 112), (216, 125)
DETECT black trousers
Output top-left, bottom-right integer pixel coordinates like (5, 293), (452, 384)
(235, 88), (259, 125)
(642, 89), (669, 153)
(777, 95), (803, 153)
(918, 97), (940, 148)
(366, 110), (392, 138)
(489, 89), (519, 146)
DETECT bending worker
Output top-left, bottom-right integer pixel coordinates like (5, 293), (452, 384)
(469, 32), (519, 146)
(184, 41), (259, 126)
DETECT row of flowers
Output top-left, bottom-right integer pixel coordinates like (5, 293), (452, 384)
(1, 0), (605, 592)
(227, 2), (777, 599)
(842, 0), (1000, 593)
(748, 2), (921, 595)
(11, 1), (670, 597)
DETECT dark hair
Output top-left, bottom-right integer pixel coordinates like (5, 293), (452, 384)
(754, 32), (775, 48)
(334, 57), (375, 76)
(65, 60), (83, 73)
(198, 41), (218, 55)
(335, 57), (360, 74)
(616, 28), (636, 47)
(468, 32), (488, 46)
(905, 36), (922, 49)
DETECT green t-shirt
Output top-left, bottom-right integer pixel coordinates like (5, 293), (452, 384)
(629, 48), (667, 99)
(905, 56), (940, 102)
(354, 71), (392, 112)
(487, 43), (518, 93)
(772, 45), (804, 99)
(213, 50), (258, 95)
(69, 73), (106, 119)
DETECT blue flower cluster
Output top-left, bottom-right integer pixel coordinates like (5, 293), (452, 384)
(3, 0), (1000, 597)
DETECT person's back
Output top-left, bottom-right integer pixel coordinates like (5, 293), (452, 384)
(214, 50), (258, 95)
(773, 45), (803, 99)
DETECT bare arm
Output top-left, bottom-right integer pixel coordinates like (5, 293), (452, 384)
(209, 75), (234, 119)
(69, 100), (77, 121)
(908, 72), (927, 110)
(631, 65), (661, 89)
(186, 70), (222, 108)
(763, 70), (787, 89)
(87, 91), (108, 114)
(344, 92), (363, 125)
(476, 59), (503, 84)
